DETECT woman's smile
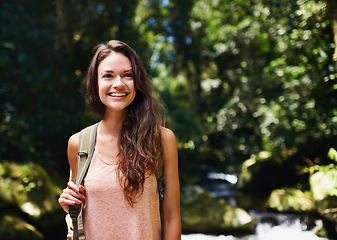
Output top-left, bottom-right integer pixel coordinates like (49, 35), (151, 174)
(108, 92), (127, 96)
(108, 92), (128, 98)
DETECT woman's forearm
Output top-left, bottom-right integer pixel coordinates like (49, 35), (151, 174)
(163, 216), (181, 240)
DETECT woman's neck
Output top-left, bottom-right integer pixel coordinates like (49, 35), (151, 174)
(100, 110), (127, 135)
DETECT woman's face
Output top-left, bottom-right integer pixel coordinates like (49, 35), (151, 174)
(97, 51), (136, 115)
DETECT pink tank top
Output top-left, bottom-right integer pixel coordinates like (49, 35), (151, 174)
(83, 148), (161, 240)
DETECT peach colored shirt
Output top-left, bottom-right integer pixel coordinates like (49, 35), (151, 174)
(83, 148), (161, 240)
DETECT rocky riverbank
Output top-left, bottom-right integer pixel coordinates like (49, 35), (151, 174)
(1, 159), (337, 239)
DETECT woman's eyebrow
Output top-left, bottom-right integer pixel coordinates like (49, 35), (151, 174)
(101, 70), (114, 73)
(101, 69), (132, 73)
(100, 69), (132, 76)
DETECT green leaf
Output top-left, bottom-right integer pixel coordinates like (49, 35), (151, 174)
(328, 148), (337, 163)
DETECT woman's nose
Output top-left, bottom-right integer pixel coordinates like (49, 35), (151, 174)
(113, 75), (124, 87)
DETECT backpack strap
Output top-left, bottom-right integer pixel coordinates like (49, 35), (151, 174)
(74, 122), (99, 186)
(70, 122), (99, 240)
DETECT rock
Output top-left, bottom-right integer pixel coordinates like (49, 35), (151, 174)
(0, 213), (43, 240)
(267, 187), (315, 212)
(238, 152), (295, 198)
(0, 161), (66, 238)
(181, 185), (256, 234)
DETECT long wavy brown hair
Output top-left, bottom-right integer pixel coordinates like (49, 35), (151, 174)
(86, 40), (163, 205)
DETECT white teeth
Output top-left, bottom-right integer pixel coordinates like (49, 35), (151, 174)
(109, 93), (127, 97)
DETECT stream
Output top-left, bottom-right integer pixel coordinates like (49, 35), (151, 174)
(182, 213), (327, 240)
(181, 171), (329, 240)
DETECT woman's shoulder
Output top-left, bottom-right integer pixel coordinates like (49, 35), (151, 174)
(160, 127), (177, 147)
(69, 132), (80, 145)
(160, 127), (175, 139)
(160, 127), (178, 168)
(68, 122), (99, 148)
(68, 132), (80, 153)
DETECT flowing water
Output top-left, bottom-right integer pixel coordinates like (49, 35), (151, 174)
(182, 171), (329, 240)
(182, 217), (327, 240)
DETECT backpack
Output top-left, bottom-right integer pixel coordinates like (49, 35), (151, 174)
(66, 122), (164, 240)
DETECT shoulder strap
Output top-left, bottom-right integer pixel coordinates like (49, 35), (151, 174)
(74, 122), (99, 186)
(70, 123), (98, 240)
(155, 156), (165, 201)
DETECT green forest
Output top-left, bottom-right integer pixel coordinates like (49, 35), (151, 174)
(1, 0), (337, 239)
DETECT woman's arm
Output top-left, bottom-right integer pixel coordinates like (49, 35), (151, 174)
(68, 132), (79, 182)
(161, 127), (181, 240)
(58, 132), (86, 213)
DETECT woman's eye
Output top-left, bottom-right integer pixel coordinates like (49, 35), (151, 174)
(124, 73), (133, 78)
(102, 74), (113, 78)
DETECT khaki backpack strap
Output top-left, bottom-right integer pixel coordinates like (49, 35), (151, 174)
(70, 122), (99, 240)
(74, 122), (99, 186)
(77, 211), (85, 240)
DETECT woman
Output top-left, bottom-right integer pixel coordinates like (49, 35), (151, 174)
(58, 40), (181, 239)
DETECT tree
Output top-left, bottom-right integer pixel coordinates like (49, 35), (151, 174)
(0, 0), (151, 173)
(132, 0), (337, 185)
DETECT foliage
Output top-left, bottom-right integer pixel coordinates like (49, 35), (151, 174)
(327, 148), (337, 162)
(0, 0), (151, 173)
(139, 0), (337, 177)
(1, 0), (336, 184)
(306, 148), (337, 238)
(306, 148), (337, 199)
(267, 187), (315, 212)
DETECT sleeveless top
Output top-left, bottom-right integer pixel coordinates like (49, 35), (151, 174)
(82, 147), (161, 240)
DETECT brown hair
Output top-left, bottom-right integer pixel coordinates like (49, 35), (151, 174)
(86, 40), (163, 205)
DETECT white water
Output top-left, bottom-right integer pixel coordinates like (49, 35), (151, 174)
(182, 218), (327, 240)
(184, 172), (329, 240)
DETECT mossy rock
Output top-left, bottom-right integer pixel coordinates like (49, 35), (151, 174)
(267, 187), (315, 212)
(181, 185), (255, 234)
(238, 152), (302, 199)
(0, 213), (43, 240)
(0, 161), (64, 229)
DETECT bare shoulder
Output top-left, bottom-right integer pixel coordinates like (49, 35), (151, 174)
(69, 132), (80, 143)
(160, 127), (176, 144)
(68, 132), (80, 148)
(160, 127), (178, 165)
(67, 132), (80, 181)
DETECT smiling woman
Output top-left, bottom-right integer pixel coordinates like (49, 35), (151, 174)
(58, 40), (181, 240)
